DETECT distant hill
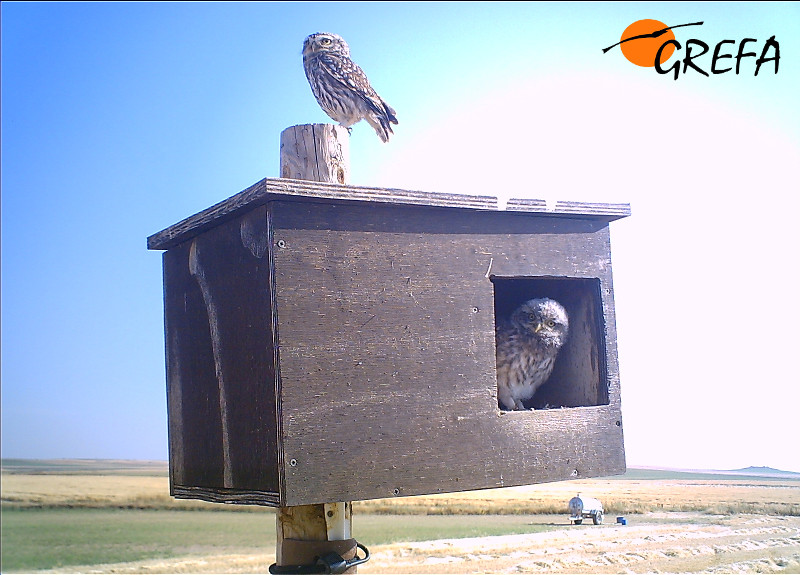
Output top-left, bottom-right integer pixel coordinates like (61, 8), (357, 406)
(625, 465), (800, 481)
(1, 458), (168, 475)
(723, 466), (800, 479)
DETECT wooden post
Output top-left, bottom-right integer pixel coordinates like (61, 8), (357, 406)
(280, 124), (350, 185)
(275, 123), (358, 572)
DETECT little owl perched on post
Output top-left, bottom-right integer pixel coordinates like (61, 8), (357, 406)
(496, 298), (569, 411)
(302, 32), (398, 142)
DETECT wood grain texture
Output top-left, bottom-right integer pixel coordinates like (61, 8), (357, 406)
(163, 205), (280, 500)
(492, 277), (609, 409)
(505, 198), (632, 219)
(280, 124), (350, 184)
(276, 123), (357, 566)
(271, 200), (625, 506)
(147, 178), (630, 251)
(155, 184), (628, 507)
(171, 485), (281, 506)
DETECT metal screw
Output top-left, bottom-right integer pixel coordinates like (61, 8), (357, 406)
(289, 458), (297, 467)
(392, 488), (400, 496)
(277, 239), (287, 249)
(472, 307), (479, 313)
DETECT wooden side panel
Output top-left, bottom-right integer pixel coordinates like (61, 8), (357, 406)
(272, 201), (625, 506)
(162, 205), (280, 502)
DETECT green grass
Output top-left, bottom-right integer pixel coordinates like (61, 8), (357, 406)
(1, 509), (276, 572)
(1, 459), (168, 476)
(0, 508), (556, 572)
(354, 513), (555, 544)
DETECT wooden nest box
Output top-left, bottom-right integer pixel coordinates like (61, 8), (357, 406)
(147, 178), (630, 507)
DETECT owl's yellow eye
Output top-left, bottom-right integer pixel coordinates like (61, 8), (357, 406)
(320, 38), (332, 46)
(546, 320), (556, 328)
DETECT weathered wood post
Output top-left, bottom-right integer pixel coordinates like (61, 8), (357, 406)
(280, 124), (350, 185)
(274, 123), (358, 573)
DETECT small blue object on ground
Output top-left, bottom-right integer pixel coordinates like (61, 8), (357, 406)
(616, 516), (627, 525)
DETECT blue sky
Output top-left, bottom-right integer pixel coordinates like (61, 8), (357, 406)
(2, 2), (799, 472)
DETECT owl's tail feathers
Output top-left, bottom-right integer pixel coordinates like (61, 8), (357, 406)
(367, 100), (398, 143)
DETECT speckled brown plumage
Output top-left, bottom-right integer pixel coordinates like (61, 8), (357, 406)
(496, 298), (569, 411)
(302, 32), (398, 142)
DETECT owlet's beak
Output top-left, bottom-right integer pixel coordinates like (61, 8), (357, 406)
(534, 323), (543, 333)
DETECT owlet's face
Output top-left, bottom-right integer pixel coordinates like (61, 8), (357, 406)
(511, 298), (569, 348)
(303, 32), (350, 59)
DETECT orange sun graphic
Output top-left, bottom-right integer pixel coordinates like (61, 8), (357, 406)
(620, 19), (676, 67)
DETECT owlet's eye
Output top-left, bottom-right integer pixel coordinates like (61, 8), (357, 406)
(546, 320), (556, 328)
(320, 38), (332, 46)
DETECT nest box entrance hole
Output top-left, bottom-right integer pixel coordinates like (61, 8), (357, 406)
(490, 276), (609, 410)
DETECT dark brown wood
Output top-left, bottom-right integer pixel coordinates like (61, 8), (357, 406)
(492, 277), (609, 408)
(163, 205), (280, 501)
(275, 123), (356, 570)
(152, 178), (628, 508)
(271, 200), (624, 505)
(506, 197), (633, 219)
(147, 178), (629, 251)
(171, 485), (280, 506)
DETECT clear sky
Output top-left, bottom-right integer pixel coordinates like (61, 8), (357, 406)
(2, 2), (799, 473)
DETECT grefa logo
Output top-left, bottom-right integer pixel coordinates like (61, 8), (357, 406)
(603, 19), (780, 79)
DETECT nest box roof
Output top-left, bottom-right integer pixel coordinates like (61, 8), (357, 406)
(147, 178), (630, 251)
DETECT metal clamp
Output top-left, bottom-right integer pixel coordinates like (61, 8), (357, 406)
(269, 542), (370, 574)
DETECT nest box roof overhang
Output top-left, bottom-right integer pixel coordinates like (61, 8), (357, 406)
(147, 177), (631, 251)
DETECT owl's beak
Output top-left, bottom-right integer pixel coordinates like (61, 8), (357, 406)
(534, 323), (543, 333)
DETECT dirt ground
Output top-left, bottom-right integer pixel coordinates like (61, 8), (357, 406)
(46, 512), (800, 574)
(360, 513), (800, 574)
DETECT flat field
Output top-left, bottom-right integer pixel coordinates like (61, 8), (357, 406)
(2, 460), (800, 573)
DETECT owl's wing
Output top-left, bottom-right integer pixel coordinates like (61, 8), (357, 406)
(317, 54), (397, 124)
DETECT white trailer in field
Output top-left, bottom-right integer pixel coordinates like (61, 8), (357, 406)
(568, 494), (604, 525)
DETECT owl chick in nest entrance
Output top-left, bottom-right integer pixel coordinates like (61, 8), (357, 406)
(496, 298), (569, 411)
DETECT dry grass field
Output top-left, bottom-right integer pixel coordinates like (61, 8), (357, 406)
(3, 465), (799, 516)
(2, 460), (800, 573)
(356, 473), (800, 517)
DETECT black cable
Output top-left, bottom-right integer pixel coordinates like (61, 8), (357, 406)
(268, 542), (370, 574)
